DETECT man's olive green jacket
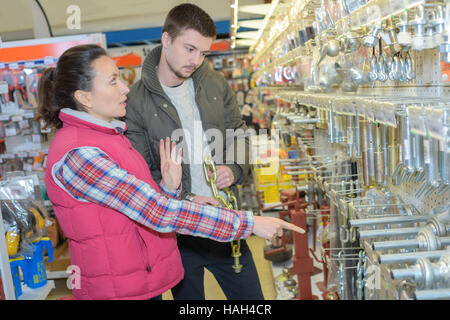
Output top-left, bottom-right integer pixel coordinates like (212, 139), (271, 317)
(124, 45), (249, 199)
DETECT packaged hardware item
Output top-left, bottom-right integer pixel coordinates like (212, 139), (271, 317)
(1, 176), (49, 258)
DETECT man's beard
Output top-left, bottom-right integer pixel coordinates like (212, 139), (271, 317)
(168, 60), (194, 80)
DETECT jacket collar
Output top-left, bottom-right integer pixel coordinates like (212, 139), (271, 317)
(59, 108), (127, 134)
(141, 45), (208, 95)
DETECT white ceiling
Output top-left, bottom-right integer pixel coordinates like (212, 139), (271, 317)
(0, 0), (265, 43)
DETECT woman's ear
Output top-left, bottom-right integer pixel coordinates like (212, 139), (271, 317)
(74, 90), (92, 109)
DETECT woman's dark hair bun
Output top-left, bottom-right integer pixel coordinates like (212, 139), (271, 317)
(48, 68), (56, 82)
(36, 44), (107, 129)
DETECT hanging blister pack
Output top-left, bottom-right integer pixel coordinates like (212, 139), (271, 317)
(0, 176), (49, 258)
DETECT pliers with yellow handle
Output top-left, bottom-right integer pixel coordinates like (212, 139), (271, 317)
(6, 229), (20, 256)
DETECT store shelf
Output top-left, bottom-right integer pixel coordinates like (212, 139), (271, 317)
(18, 280), (55, 300)
(249, 0), (449, 298)
(250, 0), (428, 75)
(255, 87), (449, 141)
(335, 0), (425, 32)
(47, 271), (69, 280)
(253, 44), (307, 80)
(250, 0), (290, 64)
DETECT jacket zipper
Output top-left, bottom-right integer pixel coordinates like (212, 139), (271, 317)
(136, 229), (152, 272)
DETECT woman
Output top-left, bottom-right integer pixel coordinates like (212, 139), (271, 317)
(38, 44), (304, 300)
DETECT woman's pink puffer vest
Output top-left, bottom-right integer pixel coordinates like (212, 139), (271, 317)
(45, 110), (184, 300)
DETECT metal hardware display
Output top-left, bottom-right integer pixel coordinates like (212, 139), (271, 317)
(249, 0), (449, 300)
(390, 254), (450, 290)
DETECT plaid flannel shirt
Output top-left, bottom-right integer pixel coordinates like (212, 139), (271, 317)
(53, 147), (254, 242)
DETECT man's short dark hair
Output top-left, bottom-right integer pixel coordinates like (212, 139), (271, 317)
(162, 3), (217, 40)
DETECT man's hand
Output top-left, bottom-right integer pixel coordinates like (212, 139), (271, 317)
(160, 137), (183, 191)
(192, 195), (220, 206)
(215, 165), (234, 189)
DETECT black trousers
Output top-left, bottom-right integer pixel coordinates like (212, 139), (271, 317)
(171, 235), (264, 300)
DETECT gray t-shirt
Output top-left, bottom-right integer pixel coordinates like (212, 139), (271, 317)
(161, 78), (222, 198)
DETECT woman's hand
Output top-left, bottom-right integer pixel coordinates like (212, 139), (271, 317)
(160, 137), (183, 191)
(252, 216), (305, 241)
(192, 195), (220, 206)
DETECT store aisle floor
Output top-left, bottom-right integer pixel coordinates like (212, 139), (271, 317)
(162, 235), (276, 300)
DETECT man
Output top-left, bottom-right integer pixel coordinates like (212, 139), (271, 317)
(125, 4), (264, 300)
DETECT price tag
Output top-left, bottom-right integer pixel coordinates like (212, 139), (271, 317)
(403, 139), (410, 160)
(17, 151), (28, 158)
(366, 5), (381, 25)
(344, 100), (351, 114)
(18, 119), (30, 129)
(347, 101), (354, 115)
(2, 153), (15, 159)
(366, 108), (375, 122)
(32, 134), (41, 143)
(409, 113), (426, 135)
(44, 56), (54, 65)
(426, 117), (445, 140)
(0, 81), (8, 94)
(364, 35), (376, 45)
(336, 102), (344, 115)
(391, 0), (406, 13)
(380, 31), (391, 45)
(11, 115), (23, 122)
(0, 114), (10, 121)
(383, 106), (397, 127)
(423, 139), (430, 164)
(5, 125), (17, 136)
(24, 61), (35, 68)
(349, 102), (356, 115)
(375, 107), (386, 125)
(356, 12), (366, 27)
(8, 62), (19, 69)
(0, 63), (5, 69)
(347, 127), (354, 145)
(439, 138), (447, 153)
